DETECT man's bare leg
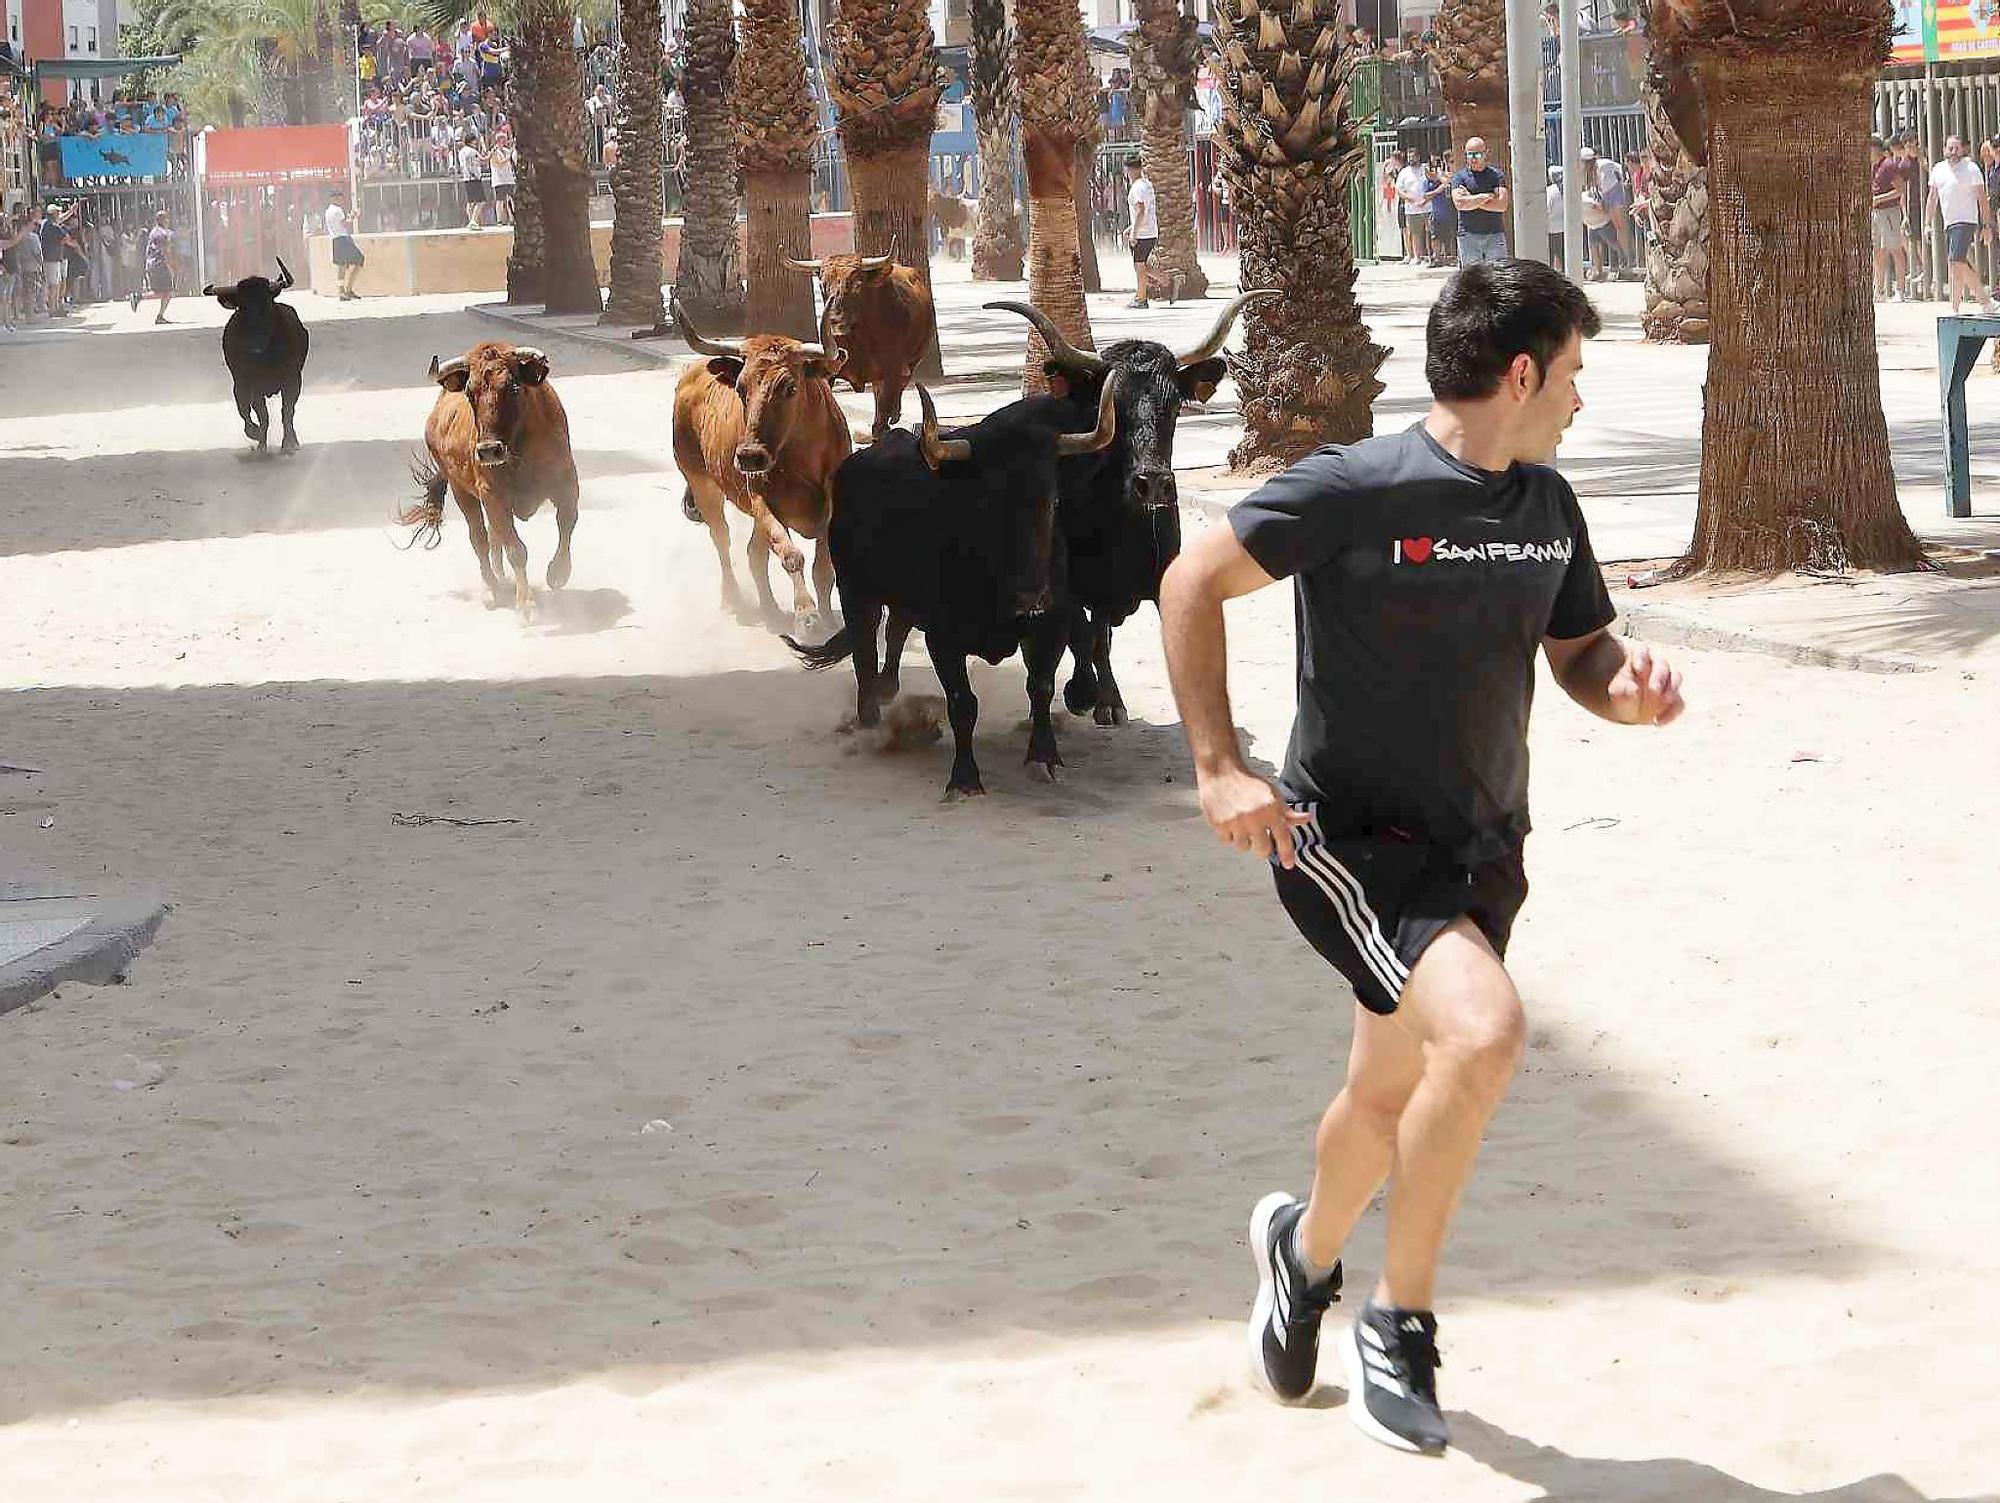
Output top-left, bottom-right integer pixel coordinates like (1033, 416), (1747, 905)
(1294, 1002), (1425, 1269)
(1374, 918), (1526, 1310)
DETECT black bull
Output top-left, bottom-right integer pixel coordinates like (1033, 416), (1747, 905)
(787, 378), (1121, 799)
(986, 291), (1280, 727)
(203, 257), (310, 454)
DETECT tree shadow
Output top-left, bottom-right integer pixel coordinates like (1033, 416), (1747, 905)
(1451, 1414), (1997, 1503)
(0, 668), (1878, 1423)
(0, 440), (663, 558)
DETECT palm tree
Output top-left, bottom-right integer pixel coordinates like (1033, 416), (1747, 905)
(1430, 0), (1509, 189)
(1012, 0), (1098, 391)
(1212, 0), (1387, 469)
(1128, 0), (1208, 299)
(1651, 0), (1922, 573)
(1074, 138), (1103, 294)
(1640, 44), (1709, 345)
(827, 0), (944, 374)
(155, 0), (345, 125)
(510, 6), (603, 315)
(673, 0), (745, 327)
(601, 0), (666, 325)
(968, 0), (1023, 282)
(733, 0), (819, 338)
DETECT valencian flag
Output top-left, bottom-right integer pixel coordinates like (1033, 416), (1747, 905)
(1932, 0), (2000, 58)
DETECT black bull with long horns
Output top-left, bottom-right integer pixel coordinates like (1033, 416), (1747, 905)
(202, 257), (310, 454)
(984, 291), (1281, 727)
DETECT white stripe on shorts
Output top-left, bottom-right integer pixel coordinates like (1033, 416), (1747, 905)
(1289, 812), (1411, 1002)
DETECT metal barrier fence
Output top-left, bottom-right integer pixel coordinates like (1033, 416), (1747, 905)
(1873, 69), (2000, 300)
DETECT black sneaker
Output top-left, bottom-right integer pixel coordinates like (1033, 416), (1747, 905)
(1342, 1299), (1449, 1455)
(1246, 1190), (1340, 1403)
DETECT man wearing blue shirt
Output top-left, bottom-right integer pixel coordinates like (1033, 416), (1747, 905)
(1450, 138), (1510, 265)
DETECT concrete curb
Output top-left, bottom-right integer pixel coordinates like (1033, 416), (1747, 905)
(0, 882), (169, 1016)
(1615, 601), (1936, 675)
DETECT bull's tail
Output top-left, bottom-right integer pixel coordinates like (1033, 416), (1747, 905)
(398, 450), (448, 551)
(784, 626), (855, 672)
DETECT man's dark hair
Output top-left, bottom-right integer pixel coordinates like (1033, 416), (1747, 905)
(1424, 258), (1601, 400)
(1125, 157), (1143, 173)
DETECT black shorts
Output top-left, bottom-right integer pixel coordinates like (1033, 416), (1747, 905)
(463, 179), (487, 204)
(146, 263), (174, 295)
(1131, 236), (1156, 264)
(332, 234), (366, 267)
(1270, 805), (1528, 1016)
(1947, 220), (1979, 265)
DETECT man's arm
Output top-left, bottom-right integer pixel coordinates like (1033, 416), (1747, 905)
(1543, 629), (1685, 725)
(1925, 184), (1940, 230)
(1159, 525), (1313, 867)
(1490, 183), (1510, 213)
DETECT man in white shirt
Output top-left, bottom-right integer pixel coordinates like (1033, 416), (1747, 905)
(1924, 134), (1999, 314)
(459, 139), (487, 229)
(325, 193), (366, 301)
(1125, 156), (1159, 308)
(1396, 154), (1431, 265)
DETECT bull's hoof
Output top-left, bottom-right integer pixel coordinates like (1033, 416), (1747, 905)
(943, 778), (987, 801)
(1026, 759), (1062, 784)
(1094, 701), (1128, 728)
(243, 421), (261, 442)
(516, 599), (539, 625)
(792, 610), (822, 641)
(1064, 675), (1098, 716)
(546, 554), (573, 590)
(876, 675), (901, 704)
(279, 434), (300, 455)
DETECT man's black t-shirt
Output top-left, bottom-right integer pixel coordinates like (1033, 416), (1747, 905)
(1229, 424), (1615, 865)
(1451, 165), (1506, 233)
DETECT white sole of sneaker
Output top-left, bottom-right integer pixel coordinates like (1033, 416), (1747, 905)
(1245, 1190), (1306, 1404)
(1340, 1321), (1443, 1455)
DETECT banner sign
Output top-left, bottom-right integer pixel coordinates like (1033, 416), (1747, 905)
(203, 125), (350, 183)
(1896, 0), (2000, 61)
(58, 133), (168, 179)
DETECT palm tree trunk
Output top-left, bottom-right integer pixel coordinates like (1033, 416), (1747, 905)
(674, 0), (745, 328)
(1641, 46), (1709, 344)
(1073, 140), (1103, 294)
(1216, 0), (1387, 470)
(507, 40), (547, 306)
(734, 0), (820, 339)
(1432, 0), (1511, 230)
(969, 0), (1024, 281)
(1129, 0), (1207, 299)
(1232, 167), (1385, 468)
(603, 0), (667, 325)
(1013, 0), (1099, 391)
(1669, 43), (1922, 573)
(522, 9), (604, 316)
(829, 0), (945, 375)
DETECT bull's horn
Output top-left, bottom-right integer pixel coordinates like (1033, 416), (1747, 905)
(202, 281), (237, 298)
(273, 256), (294, 291)
(427, 354), (439, 378)
(513, 346), (548, 363)
(984, 300), (1108, 377)
(784, 255), (824, 272)
(1176, 288), (1283, 369)
(432, 355), (469, 385)
(671, 296), (745, 358)
(916, 385), (971, 470)
(794, 338), (846, 377)
(1056, 369), (1122, 457)
(856, 238), (896, 270)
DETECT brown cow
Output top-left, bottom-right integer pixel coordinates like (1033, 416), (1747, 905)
(401, 341), (580, 622)
(669, 297), (852, 634)
(785, 244), (934, 439)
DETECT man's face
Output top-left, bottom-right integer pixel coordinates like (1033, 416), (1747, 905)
(1466, 142), (1488, 170)
(1515, 332), (1585, 463)
(1948, 136), (1965, 160)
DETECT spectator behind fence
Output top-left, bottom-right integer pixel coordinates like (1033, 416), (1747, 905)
(1451, 138), (1509, 266)
(1872, 134), (1910, 302)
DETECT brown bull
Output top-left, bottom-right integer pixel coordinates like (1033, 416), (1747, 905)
(785, 244), (934, 439)
(669, 297), (852, 634)
(400, 341), (580, 621)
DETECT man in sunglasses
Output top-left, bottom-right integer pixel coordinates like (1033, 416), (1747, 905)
(1450, 138), (1510, 266)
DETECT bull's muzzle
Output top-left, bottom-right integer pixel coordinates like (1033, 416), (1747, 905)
(474, 439), (511, 467)
(734, 443), (773, 476)
(1129, 469), (1178, 511)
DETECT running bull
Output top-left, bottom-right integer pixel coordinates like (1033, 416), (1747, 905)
(670, 297), (851, 635)
(786, 244), (933, 440)
(787, 378), (1120, 799)
(401, 341), (580, 621)
(986, 292), (1279, 726)
(203, 257), (310, 455)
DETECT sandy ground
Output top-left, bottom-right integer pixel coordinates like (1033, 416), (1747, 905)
(1, 287), (1997, 1502)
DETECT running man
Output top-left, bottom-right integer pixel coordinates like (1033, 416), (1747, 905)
(136, 209), (177, 324)
(1157, 258), (1684, 1457)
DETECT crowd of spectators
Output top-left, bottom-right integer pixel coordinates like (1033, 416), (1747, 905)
(0, 198), (174, 327)
(1, 74), (189, 189)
